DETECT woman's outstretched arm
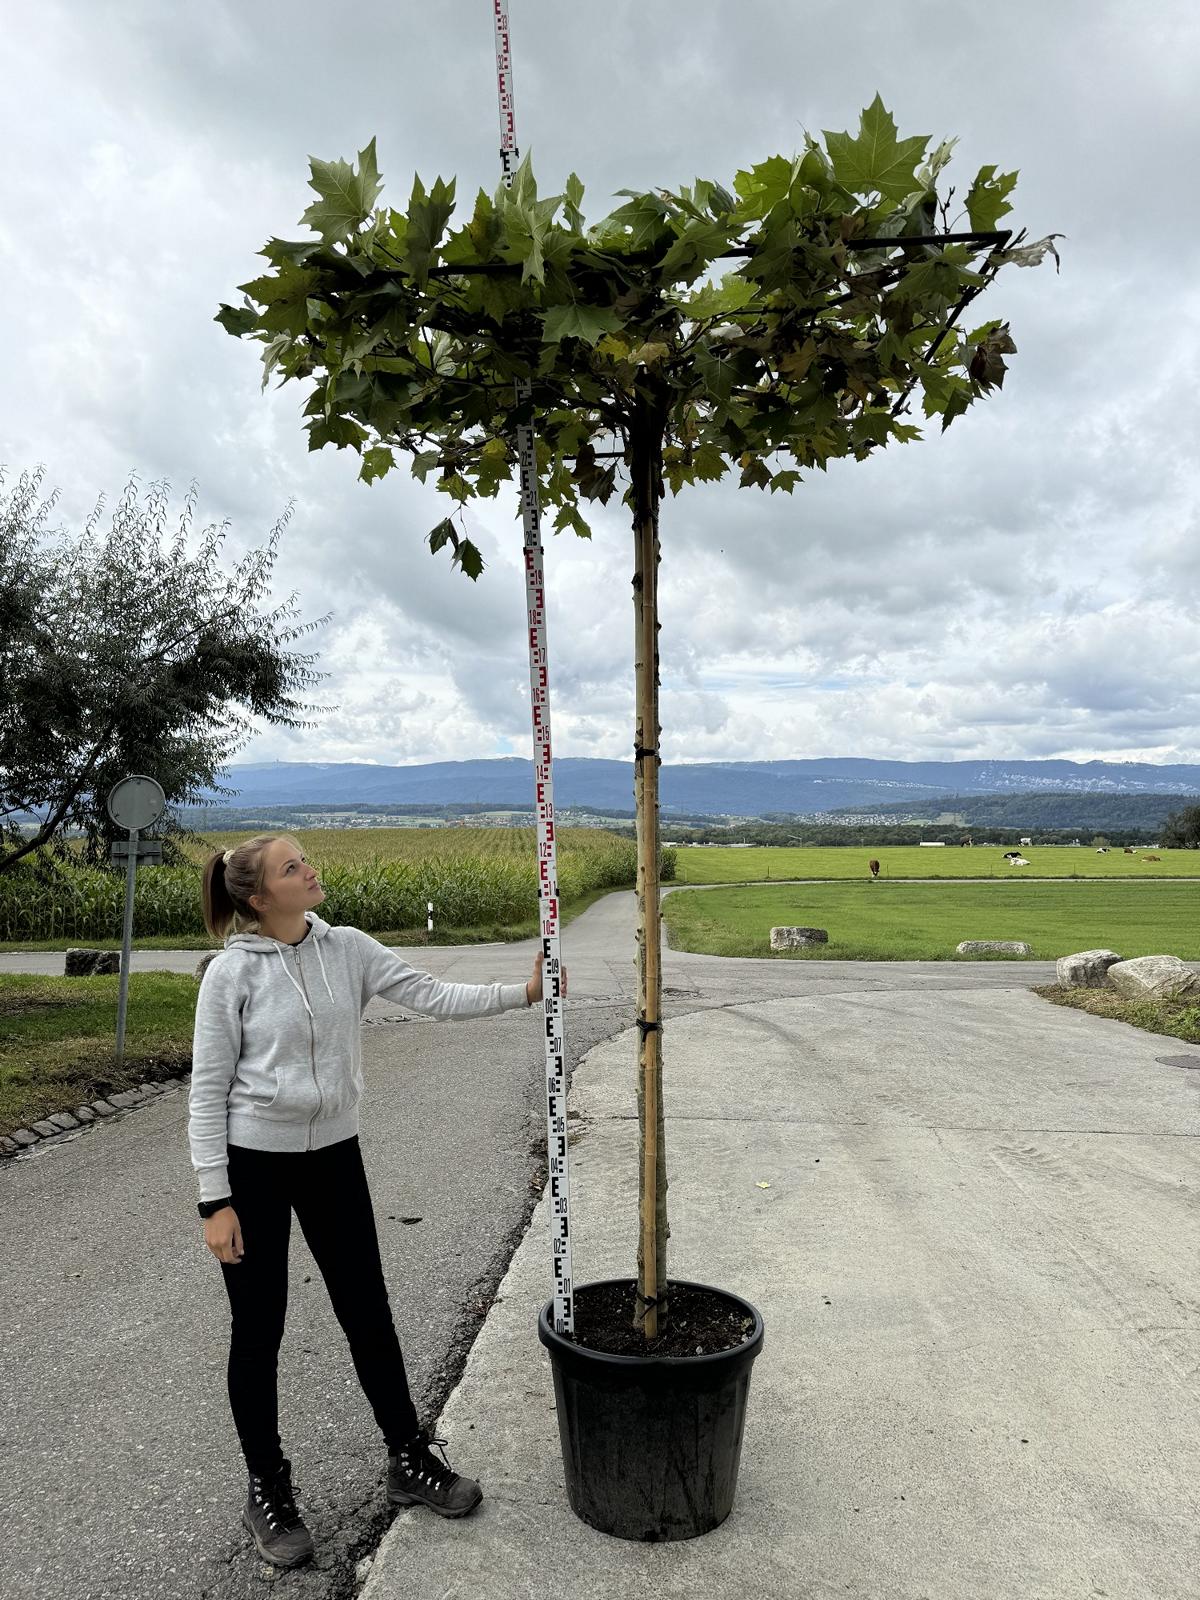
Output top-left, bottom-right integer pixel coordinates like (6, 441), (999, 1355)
(352, 930), (554, 1019)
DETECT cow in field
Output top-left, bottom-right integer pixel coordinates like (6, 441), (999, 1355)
(1123, 847), (1135, 854)
(1096, 847), (1109, 854)
(868, 858), (880, 878)
(1144, 854), (1162, 862)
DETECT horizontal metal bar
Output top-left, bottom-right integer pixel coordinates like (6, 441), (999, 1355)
(843, 229), (1012, 250)
(426, 229), (1013, 278)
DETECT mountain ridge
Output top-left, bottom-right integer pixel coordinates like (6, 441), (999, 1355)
(190, 757), (1200, 817)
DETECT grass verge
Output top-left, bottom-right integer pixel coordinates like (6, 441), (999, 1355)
(1032, 985), (1200, 1045)
(0, 973), (195, 1137)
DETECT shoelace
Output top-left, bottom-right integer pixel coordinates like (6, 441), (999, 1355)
(397, 1434), (456, 1490)
(252, 1473), (301, 1532)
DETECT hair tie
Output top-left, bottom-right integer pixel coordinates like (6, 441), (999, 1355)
(222, 849), (234, 866)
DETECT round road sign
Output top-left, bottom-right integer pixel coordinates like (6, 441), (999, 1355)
(106, 775), (166, 832)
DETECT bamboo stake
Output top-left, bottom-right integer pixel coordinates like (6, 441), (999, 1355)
(631, 395), (668, 1339)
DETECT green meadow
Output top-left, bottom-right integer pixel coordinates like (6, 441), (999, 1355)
(670, 844), (1200, 883)
(662, 880), (1200, 961)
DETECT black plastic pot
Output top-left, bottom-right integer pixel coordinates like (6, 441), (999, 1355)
(538, 1278), (765, 1542)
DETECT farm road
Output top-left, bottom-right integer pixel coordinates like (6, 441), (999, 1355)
(0, 889), (1162, 1600)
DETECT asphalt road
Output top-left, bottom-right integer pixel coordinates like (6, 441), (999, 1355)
(1, 891), (1069, 1599)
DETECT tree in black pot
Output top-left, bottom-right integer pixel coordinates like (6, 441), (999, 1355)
(219, 98), (1054, 1538)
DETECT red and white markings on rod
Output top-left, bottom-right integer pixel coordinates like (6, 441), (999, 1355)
(492, 0), (519, 181)
(492, 0), (573, 1335)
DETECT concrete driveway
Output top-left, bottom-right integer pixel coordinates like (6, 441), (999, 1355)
(361, 899), (1200, 1600)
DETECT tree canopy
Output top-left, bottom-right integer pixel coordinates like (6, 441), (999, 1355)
(0, 470), (334, 872)
(218, 95), (1057, 1335)
(218, 94), (1058, 580)
(1160, 804), (1200, 849)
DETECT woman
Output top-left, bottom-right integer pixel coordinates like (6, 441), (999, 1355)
(189, 833), (563, 1569)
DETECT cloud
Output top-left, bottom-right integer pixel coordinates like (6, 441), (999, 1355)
(3, 0), (1199, 768)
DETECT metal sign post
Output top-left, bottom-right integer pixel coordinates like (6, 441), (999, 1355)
(105, 775), (166, 1064)
(492, 0), (574, 1334)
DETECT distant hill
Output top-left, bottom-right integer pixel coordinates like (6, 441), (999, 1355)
(833, 791), (1197, 831)
(184, 757), (1200, 819)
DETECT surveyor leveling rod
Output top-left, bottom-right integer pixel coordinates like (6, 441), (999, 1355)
(492, 0), (574, 1335)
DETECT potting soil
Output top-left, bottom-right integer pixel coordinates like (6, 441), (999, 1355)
(567, 1281), (756, 1358)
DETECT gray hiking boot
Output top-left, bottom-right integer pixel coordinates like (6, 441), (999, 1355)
(243, 1458), (314, 1568)
(387, 1430), (483, 1518)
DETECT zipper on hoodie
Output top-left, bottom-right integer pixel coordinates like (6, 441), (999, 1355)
(292, 946), (323, 1150)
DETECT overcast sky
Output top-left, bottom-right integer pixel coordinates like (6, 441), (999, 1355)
(5, 1), (1199, 771)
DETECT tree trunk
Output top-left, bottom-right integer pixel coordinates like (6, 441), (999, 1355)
(630, 392), (669, 1339)
(0, 732), (116, 871)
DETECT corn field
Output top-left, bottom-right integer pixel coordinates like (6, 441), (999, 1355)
(0, 827), (675, 942)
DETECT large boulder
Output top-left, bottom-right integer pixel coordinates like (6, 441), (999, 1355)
(1056, 949), (1123, 988)
(770, 926), (828, 951)
(1106, 955), (1200, 1002)
(64, 948), (120, 976)
(956, 940), (1033, 956)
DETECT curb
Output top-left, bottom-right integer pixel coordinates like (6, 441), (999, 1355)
(0, 1075), (190, 1159)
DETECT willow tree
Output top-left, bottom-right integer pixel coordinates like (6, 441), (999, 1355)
(219, 96), (1056, 1337)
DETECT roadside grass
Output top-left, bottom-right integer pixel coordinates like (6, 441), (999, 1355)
(671, 844), (1200, 884)
(0, 885), (614, 1139)
(662, 880), (1200, 961)
(1033, 985), (1200, 1046)
(0, 973), (195, 1136)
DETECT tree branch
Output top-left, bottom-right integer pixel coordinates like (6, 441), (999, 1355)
(888, 251), (1005, 419)
(0, 723), (118, 870)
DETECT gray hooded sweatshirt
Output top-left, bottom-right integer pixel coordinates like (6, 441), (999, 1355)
(188, 911), (529, 1201)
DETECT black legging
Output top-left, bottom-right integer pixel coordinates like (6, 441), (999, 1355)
(220, 1135), (420, 1477)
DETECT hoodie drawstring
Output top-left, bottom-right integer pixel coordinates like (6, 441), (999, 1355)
(313, 941), (335, 1003)
(274, 944), (313, 1017)
(270, 934), (335, 1016)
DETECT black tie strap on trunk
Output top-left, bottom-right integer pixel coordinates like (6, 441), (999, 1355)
(637, 1016), (662, 1038)
(634, 1288), (669, 1322)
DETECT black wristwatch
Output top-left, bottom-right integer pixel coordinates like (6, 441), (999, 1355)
(198, 1196), (233, 1219)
